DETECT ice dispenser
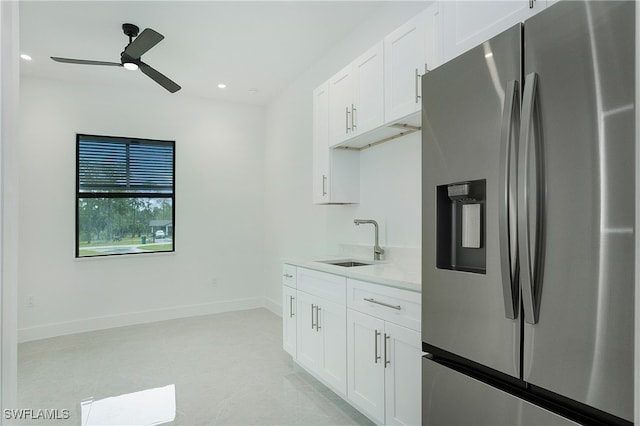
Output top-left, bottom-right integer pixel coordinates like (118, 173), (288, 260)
(436, 179), (486, 274)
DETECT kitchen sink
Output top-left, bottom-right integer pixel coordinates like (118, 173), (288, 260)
(319, 260), (374, 267)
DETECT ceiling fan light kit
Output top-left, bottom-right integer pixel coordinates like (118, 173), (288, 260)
(51, 23), (181, 93)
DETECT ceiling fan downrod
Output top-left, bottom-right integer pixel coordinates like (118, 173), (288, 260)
(122, 23), (139, 45)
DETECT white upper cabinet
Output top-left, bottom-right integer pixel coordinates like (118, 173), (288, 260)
(313, 81), (360, 205)
(313, 82), (331, 204)
(442, 0), (546, 62)
(423, 2), (443, 73)
(384, 3), (443, 123)
(329, 41), (384, 147)
(328, 64), (354, 147)
(312, 5), (446, 201)
(351, 41), (385, 137)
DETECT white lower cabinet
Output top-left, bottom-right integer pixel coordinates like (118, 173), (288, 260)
(282, 264), (297, 357)
(384, 322), (421, 426)
(295, 269), (347, 396)
(347, 309), (386, 423)
(282, 265), (421, 424)
(347, 279), (422, 425)
(282, 284), (297, 357)
(296, 290), (323, 371)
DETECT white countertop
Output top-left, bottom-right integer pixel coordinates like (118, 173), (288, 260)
(283, 253), (421, 293)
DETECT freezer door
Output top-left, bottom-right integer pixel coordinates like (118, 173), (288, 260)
(422, 357), (578, 426)
(421, 25), (521, 377)
(521, 1), (635, 422)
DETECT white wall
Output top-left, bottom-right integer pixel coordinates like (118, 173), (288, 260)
(18, 77), (266, 341)
(263, 2), (426, 311)
(1, 0), (20, 415)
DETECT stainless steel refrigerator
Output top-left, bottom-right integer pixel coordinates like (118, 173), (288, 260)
(421, 1), (635, 425)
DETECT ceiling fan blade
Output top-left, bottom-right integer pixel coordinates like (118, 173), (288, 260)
(51, 57), (123, 67)
(124, 28), (164, 59)
(139, 61), (181, 93)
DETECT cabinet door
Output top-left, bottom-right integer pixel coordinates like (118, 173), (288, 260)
(296, 291), (322, 374)
(385, 4), (442, 123)
(424, 2), (443, 72)
(442, 0), (545, 62)
(384, 322), (421, 426)
(312, 82), (360, 205)
(312, 82), (330, 204)
(384, 10), (427, 123)
(328, 64), (354, 146)
(317, 298), (347, 396)
(347, 309), (385, 424)
(282, 285), (297, 357)
(352, 41), (384, 135)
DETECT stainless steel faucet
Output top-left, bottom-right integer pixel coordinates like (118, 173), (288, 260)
(354, 219), (384, 261)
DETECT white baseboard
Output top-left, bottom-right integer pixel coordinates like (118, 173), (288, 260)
(264, 297), (281, 317)
(18, 297), (267, 343)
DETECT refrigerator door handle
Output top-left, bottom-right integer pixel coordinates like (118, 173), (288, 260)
(498, 79), (520, 320)
(518, 72), (541, 325)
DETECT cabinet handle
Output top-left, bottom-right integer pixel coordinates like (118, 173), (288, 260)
(374, 329), (381, 364)
(529, 0), (534, 8)
(351, 104), (357, 131)
(363, 297), (402, 311)
(415, 68), (421, 104)
(384, 333), (390, 368)
(289, 296), (295, 318)
(322, 175), (327, 196)
(316, 306), (321, 331)
(345, 107), (350, 134)
(283, 274), (293, 278)
(311, 304), (316, 330)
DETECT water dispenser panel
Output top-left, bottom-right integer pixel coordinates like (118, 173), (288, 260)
(436, 179), (486, 274)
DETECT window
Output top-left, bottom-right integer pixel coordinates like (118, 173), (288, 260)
(76, 134), (175, 257)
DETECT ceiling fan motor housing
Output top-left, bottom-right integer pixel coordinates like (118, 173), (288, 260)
(122, 23), (139, 38)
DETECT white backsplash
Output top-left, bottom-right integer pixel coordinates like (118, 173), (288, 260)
(338, 243), (421, 272)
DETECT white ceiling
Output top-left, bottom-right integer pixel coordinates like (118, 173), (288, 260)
(19, 1), (402, 105)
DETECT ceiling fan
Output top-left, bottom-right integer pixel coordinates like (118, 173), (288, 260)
(51, 23), (181, 93)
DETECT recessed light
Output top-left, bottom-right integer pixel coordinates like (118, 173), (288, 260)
(217, 83), (226, 89)
(20, 54), (32, 61)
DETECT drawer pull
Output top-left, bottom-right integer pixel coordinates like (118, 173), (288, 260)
(364, 297), (401, 311)
(283, 274), (293, 278)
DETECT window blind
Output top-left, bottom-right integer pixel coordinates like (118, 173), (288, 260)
(78, 135), (174, 193)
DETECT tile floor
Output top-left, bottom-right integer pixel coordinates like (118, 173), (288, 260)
(17, 309), (373, 426)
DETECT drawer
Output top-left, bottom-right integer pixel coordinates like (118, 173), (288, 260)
(297, 267), (346, 305)
(347, 279), (420, 331)
(282, 264), (297, 288)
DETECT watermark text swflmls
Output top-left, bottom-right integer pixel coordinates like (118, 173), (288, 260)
(3, 409), (71, 421)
